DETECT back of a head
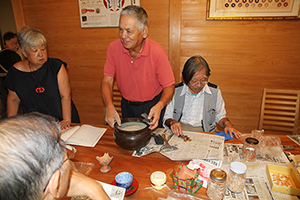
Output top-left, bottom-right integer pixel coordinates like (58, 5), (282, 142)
(120, 5), (148, 30)
(18, 26), (47, 55)
(0, 113), (65, 200)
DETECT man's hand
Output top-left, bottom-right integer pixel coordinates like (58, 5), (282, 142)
(105, 107), (121, 128)
(169, 120), (183, 136)
(224, 122), (242, 139)
(147, 102), (164, 130)
(67, 170), (110, 199)
(164, 118), (182, 136)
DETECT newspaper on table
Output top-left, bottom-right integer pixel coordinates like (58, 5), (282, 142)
(221, 143), (296, 200)
(221, 168), (299, 200)
(223, 143), (289, 166)
(287, 135), (300, 147)
(132, 128), (224, 161)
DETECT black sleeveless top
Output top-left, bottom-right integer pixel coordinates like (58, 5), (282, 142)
(5, 58), (80, 123)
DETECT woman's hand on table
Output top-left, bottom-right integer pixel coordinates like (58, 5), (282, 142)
(59, 119), (71, 130)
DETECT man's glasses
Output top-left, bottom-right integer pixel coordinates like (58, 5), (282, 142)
(42, 145), (77, 192)
(66, 145), (77, 160)
(189, 76), (208, 86)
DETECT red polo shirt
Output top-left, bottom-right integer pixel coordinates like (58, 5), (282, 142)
(104, 38), (175, 102)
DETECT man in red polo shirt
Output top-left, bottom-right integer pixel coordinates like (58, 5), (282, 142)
(102, 5), (175, 130)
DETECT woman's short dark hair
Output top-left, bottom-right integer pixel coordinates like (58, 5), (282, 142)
(182, 55), (211, 85)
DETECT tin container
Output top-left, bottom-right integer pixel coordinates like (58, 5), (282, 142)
(243, 137), (259, 162)
(207, 168), (227, 200)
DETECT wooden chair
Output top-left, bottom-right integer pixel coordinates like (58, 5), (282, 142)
(103, 84), (122, 125)
(258, 88), (300, 135)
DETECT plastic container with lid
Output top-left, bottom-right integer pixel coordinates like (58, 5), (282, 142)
(227, 162), (247, 193)
(150, 171), (166, 190)
(206, 168), (227, 200)
(243, 137), (259, 162)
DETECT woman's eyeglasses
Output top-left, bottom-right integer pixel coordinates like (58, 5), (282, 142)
(189, 76), (208, 86)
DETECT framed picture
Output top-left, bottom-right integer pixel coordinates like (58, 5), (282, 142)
(207, 0), (300, 20)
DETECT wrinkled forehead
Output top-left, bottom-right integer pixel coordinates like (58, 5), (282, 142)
(29, 42), (47, 49)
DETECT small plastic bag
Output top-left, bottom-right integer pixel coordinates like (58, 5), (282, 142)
(157, 189), (209, 200)
(238, 129), (264, 144)
(257, 136), (282, 159)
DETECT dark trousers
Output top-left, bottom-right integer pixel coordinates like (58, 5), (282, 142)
(121, 93), (165, 128)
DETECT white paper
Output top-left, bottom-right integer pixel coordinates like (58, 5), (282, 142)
(98, 181), (125, 200)
(61, 126), (80, 141)
(61, 125), (106, 147)
(77, 0), (140, 28)
(70, 181), (125, 200)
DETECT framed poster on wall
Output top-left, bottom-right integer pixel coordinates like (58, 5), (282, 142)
(78, 0), (140, 28)
(207, 0), (300, 20)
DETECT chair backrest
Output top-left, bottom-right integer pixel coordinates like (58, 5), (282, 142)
(258, 88), (300, 135)
(112, 85), (122, 118)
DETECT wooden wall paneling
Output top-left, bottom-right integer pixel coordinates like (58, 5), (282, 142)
(180, 0), (300, 133)
(12, 0), (300, 133)
(142, 1), (170, 51)
(19, 0), (119, 125)
(11, 0), (26, 32)
(16, 0), (171, 125)
(169, 0), (182, 83)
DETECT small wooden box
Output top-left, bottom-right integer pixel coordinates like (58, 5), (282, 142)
(266, 164), (300, 195)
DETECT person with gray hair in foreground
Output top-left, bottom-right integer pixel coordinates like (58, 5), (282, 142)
(0, 112), (110, 200)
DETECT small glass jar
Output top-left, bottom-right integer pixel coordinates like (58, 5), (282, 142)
(207, 168), (227, 200)
(243, 137), (259, 162)
(227, 162), (247, 193)
(150, 171), (166, 190)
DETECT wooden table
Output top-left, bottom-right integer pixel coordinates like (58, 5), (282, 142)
(68, 125), (300, 200)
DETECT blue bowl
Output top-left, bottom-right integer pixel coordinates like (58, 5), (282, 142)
(115, 172), (133, 190)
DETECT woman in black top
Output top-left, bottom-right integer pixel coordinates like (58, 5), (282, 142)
(5, 27), (80, 129)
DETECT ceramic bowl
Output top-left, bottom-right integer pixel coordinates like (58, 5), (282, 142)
(115, 172), (133, 190)
(113, 118), (152, 150)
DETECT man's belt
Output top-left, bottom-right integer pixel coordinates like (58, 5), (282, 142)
(124, 92), (162, 106)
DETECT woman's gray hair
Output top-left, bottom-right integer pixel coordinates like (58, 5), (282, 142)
(18, 26), (47, 56)
(0, 112), (65, 200)
(182, 55), (211, 85)
(120, 5), (148, 31)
